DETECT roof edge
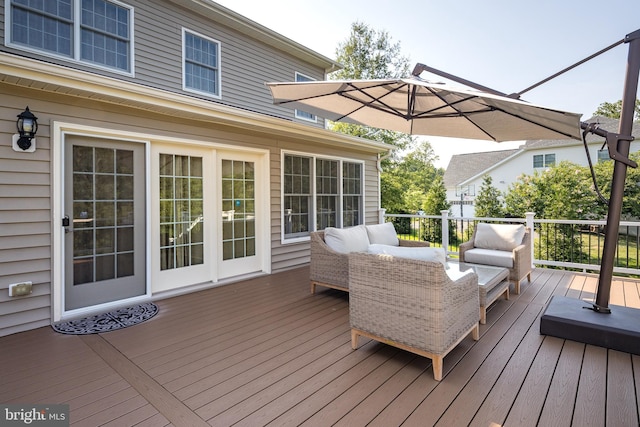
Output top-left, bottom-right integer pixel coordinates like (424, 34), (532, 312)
(171, 0), (342, 73)
(0, 53), (388, 153)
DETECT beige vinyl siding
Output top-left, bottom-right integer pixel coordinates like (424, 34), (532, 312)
(0, 83), (384, 335)
(0, 98), (52, 336)
(0, 1), (329, 126)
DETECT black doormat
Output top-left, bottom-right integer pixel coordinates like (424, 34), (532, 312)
(52, 302), (159, 335)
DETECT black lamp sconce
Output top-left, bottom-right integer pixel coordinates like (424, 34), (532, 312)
(13, 107), (38, 152)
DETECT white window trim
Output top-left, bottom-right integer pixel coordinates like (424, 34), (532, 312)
(280, 150), (365, 244)
(182, 27), (222, 100)
(294, 72), (317, 123)
(533, 153), (556, 168)
(4, 0), (136, 77)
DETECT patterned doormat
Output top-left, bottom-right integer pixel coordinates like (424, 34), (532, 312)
(52, 302), (159, 335)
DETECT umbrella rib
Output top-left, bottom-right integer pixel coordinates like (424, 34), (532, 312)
(334, 82), (413, 121)
(418, 89), (499, 140)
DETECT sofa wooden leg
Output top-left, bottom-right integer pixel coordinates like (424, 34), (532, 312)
(432, 356), (443, 381)
(515, 280), (521, 295)
(310, 281), (316, 294)
(472, 323), (479, 341)
(351, 329), (360, 350)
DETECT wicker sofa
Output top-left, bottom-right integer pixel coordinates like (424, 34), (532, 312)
(459, 223), (532, 294)
(348, 252), (480, 381)
(310, 224), (430, 294)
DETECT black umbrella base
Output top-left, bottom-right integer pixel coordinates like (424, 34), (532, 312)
(540, 295), (640, 355)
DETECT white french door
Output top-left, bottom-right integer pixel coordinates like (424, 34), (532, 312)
(152, 144), (214, 292)
(152, 146), (267, 291)
(217, 151), (264, 279)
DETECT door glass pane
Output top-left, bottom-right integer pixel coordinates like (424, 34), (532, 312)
(222, 160), (255, 261)
(72, 146), (135, 285)
(159, 154), (204, 270)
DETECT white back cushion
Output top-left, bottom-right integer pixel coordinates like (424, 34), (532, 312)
(324, 225), (370, 254)
(474, 223), (525, 251)
(365, 222), (400, 246)
(368, 244), (446, 265)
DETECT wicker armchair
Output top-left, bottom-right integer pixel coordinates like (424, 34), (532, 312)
(309, 230), (429, 294)
(459, 225), (532, 294)
(348, 252), (480, 381)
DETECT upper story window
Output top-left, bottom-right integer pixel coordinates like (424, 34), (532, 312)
(7, 0), (133, 74)
(282, 152), (363, 242)
(295, 72), (317, 122)
(183, 29), (221, 98)
(598, 149), (611, 162)
(533, 153), (555, 168)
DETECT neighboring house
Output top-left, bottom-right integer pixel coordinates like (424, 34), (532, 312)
(444, 116), (640, 218)
(0, 0), (392, 336)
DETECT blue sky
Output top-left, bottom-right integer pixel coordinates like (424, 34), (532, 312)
(214, 0), (640, 167)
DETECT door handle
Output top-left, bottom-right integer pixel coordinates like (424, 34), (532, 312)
(62, 215), (73, 233)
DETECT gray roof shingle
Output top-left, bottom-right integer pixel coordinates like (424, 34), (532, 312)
(443, 149), (520, 187)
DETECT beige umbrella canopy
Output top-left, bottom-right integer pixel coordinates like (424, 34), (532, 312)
(267, 77), (582, 142)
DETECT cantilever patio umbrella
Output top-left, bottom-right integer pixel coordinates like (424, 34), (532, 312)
(266, 77), (582, 142)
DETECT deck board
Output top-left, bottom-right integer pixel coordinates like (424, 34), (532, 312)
(537, 340), (584, 427)
(572, 345), (607, 427)
(1, 266), (640, 426)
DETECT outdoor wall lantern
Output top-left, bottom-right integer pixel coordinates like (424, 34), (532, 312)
(14, 107), (38, 152)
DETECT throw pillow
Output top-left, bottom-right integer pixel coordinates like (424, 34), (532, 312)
(474, 223), (525, 252)
(324, 225), (370, 254)
(365, 222), (400, 246)
(368, 244), (447, 265)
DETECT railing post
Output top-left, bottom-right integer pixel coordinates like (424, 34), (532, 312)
(525, 212), (535, 269)
(441, 210), (449, 256)
(379, 208), (386, 224)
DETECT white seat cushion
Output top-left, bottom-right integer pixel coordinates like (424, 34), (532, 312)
(365, 222), (399, 246)
(464, 248), (514, 268)
(368, 244), (446, 265)
(474, 223), (525, 251)
(324, 225), (370, 254)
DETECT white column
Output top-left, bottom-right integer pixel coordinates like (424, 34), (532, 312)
(379, 208), (386, 224)
(441, 210), (449, 257)
(525, 212), (535, 269)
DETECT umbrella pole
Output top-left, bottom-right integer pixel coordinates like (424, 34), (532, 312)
(592, 29), (640, 312)
(540, 30), (640, 355)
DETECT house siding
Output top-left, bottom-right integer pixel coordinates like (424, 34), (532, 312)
(0, 92), (53, 336)
(0, 82), (384, 336)
(0, 0), (392, 337)
(0, 0), (328, 126)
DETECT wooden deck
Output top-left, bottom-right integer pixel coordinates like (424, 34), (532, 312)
(2, 266), (640, 426)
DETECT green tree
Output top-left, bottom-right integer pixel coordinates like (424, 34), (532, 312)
(331, 21), (443, 214)
(421, 175), (450, 244)
(474, 175), (504, 218)
(593, 151), (640, 219)
(504, 162), (594, 220)
(332, 21), (410, 80)
(504, 161), (596, 263)
(330, 21), (413, 152)
(593, 99), (640, 120)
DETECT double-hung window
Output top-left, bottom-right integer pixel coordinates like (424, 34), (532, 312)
(294, 72), (317, 122)
(283, 153), (363, 241)
(598, 149), (611, 162)
(533, 153), (555, 168)
(8, 0), (133, 73)
(183, 29), (221, 98)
